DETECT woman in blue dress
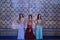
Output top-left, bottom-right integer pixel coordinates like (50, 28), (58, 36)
(35, 14), (44, 40)
(17, 14), (25, 40)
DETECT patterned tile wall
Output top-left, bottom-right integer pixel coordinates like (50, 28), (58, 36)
(0, 0), (60, 36)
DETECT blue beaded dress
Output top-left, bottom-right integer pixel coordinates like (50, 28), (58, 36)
(36, 20), (43, 40)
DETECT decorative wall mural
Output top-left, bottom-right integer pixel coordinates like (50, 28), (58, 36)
(0, 0), (60, 36)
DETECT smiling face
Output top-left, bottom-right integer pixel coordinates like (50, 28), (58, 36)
(39, 14), (41, 19)
(20, 14), (23, 18)
(30, 16), (32, 19)
(37, 14), (42, 20)
(28, 15), (32, 20)
(19, 14), (24, 20)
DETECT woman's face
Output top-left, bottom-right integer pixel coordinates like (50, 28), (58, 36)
(39, 15), (41, 19)
(20, 15), (23, 18)
(29, 16), (32, 20)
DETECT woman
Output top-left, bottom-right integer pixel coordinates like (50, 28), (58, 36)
(25, 14), (35, 40)
(17, 14), (25, 40)
(35, 14), (44, 40)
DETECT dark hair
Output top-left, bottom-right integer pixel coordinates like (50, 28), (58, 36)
(19, 13), (24, 20)
(37, 14), (42, 20)
(28, 14), (32, 19)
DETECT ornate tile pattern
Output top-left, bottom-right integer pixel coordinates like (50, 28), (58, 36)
(0, 0), (60, 36)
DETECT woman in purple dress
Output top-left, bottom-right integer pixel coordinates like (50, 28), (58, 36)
(17, 14), (25, 40)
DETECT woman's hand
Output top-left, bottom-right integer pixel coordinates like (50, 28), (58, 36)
(34, 19), (37, 25)
(29, 29), (31, 32)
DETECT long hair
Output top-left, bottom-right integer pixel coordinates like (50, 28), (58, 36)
(19, 13), (24, 20)
(28, 14), (32, 19)
(37, 14), (42, 20)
